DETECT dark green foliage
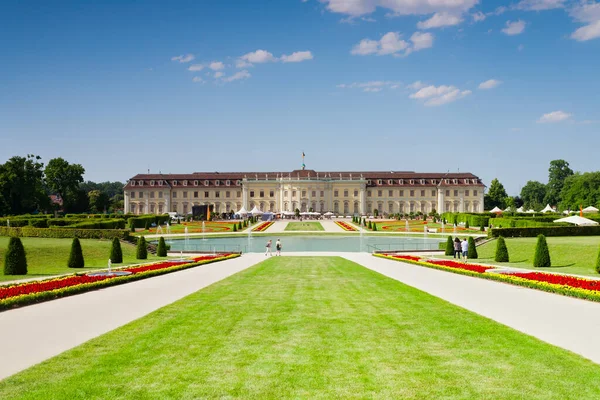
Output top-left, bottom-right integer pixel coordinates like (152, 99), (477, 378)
(368, 220), (372, 229)
(144, 220), (150, 230)
(233, 224), (237, 232)
(110, 237), (123, 263)
(372, 223), (377, 231)
(533, 234), (551, 268)
(445, 236), (454, 256)
(596, 246), (600, 274)
(3, 237), (27, 275)
(480, 223), (485, 232)
(495, 236), (509, 262)
(238, 221), (243, 230)
(467, 237), (478, 259)
(465, 221), (470, 229)
(490, 226), (600, 238)
(0, 227), (129, 240)
(130, 223), (135, 233)
(136, 236), (148, 260)
(157, 237), (167, 257)
(68, 238), (85, 268)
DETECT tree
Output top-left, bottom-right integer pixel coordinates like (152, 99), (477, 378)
(68, 238), (85, 268)
(559, 172), (600, 211)
(0, 155), (48, 215)
(374, 209), (379, 217)
(545, 159), (573, 207)
(88, 190), (110, 213)
(4, 237), (27, 275)
(467, 237), (478, 259)
(495, 236), (509, 262)
(110, 237), (123, 263)
(157, 237), (167, 257)
(484, 178), (508, 210)
(533, 234), (551, 268)
(520, 180), (547, 211)
(45, 157), (85, 212)
(445, 236), (454, 256)
(136, 236), (148, 260)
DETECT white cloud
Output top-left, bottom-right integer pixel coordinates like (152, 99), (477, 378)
(240, 49), (277, 64)
(214, 71), (225, 78)
(351, 31), (432, 56)
(192, 76), (205, 83)
(569, 2), (600, 41)
(321, 0), (478, 17)
(209, 61), (225, 71)
(171, 54), (195, 63)
(417, 12), (463, 29)
(280, 51), (314, 63)
(515, 0), (566, 11)
(337, 81), (401, 90)
(223, 70), (251, 82)
(407, 81), (426, 90)
(478, 79), (502, 89)
(364, 87), (382, 92)
(472, 11), (486, 22)
(235, 59), (253, 68)
(187, 64), (204, 72)
(537, 110), (572, 123)
(502, 20), (526, 35)
(409, 84), (471, 106)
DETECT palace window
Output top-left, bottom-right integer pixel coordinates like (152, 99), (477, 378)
(302, 191), (306, 197)
(431, 190), (436, 196)
(445, 190), (450, 196)
(421, 190), (425, 197)
(139, 192), (143, 198)
(183, 180), (188, 186)
(204, 180), (209, 186)
(236, 180), (241, 186)
(130, 192), (135, 199)
(194, 192), (198, 198)
(399, 190), (404, 196)
(320, 191), (324, 197)
(431, 180), (436, 185)
(260, 190), (264, 197)
(312, 191), (316, 197)
(354, 190), (358, 197)
(420, 179), (425, 184)
(183, 191), (187, 198)
(158, 204), (163, 213)
(150, 204), (155, 213)
(367, 180), (372, 185)
(410, 179), (414, 185)
(465, 190), (470, 196)
(472, 179), (477, 184)
(445, 179), (450, 184)
(377, 190), (382, 197)
(250, 191), (255, 197)
(388, 190), (393, 197)
(159, 192), (163, 198)
(292, 190), (296, 197)
(367, 190), (372, 197)
(453, 179), (458, 184)
(150, 192), (155, 198)
(226, 191), (231, 198)
(194, 180), (198, 186)
(270, 190), (274, 197)
(454, 190), (459, 196)
(334, 190), (339, 197)
(216, 191), (220, 198)
(131, 181), (135, 187)
(215, 180), (220, 186)
(226, 180), (231, 186)
(377, 179), (383, 185)
(344, 190), (348, 197)
(183, 204), (188, 214)
(237, 191), (241, 198)
(173, 180), (177, 186)
(150, 180), (155, 186)
(399, 179), (403, 185)
(138, 180), (143, 185)
(284, 191), (288, 198)
(474, 190), (478, 196)
(172, 192), (177, 198)
(410, 190), (415, 197)
(464, 179), (469, 184)
(204, 192), (209, 198)
(388, 179), (394, 184)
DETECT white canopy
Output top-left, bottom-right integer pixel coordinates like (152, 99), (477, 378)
(583, 206), (599, 213)
(250, 206), (263, 215)
(489, 206), (502, 213)
(516, 207), (524, 213)
(323, 211), (334, 216)
(504, 207), (513, 212)
(525, 209), (536, 214)
(282, 211), (295, 216)
(236, 206), (248, 215)
(541, 204), (555, 213)
(554, 215), (599, 226)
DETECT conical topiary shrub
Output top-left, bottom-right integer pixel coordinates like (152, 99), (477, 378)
(110, 237), (123, 263)
(368, 220), (372, 229)
(136, 236), (148, 260)
(68, 237), (85, 268)
(4, 237), (27, 275)
(144, 220), (150, 231)
(445, 236), (454, 256)
(465, 220), (470, 229)
(372, 223), (377, 231)
(157, 237), (167, 257)
(495, 236), (509, 262)
(233, 224), (237, 232)
(533, 234), (551, 268)
(467, 237), (478, 259)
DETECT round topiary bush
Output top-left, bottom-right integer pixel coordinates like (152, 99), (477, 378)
(533, 234), (551, 268)
(157, 236), (167, 257)
(4, 237), (27, 275)
(495, 236), (509, 262)
(445, 236), (454, 256)
(467, 237), (478, 259)
(110, 237), (123, 263)
(68, 237), (85, 268)
(136, 236), (148, 260)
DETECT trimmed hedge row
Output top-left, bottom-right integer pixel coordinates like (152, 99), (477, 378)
(441, 213), (490, 227)
(0, 254), (240, 311)
(62, 219), (126, 229)
(127, 215), (170, 228)
(490, 226), (600, 237)
(0, 227), (130, 240)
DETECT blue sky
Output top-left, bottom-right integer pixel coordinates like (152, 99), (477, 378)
(1, 0), (599, 195)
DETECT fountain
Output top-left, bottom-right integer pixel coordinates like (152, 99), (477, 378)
(441, 220), (445, 234)
(87, 258), (131, 277)
(405, 219), (410, 232)
(166, 222), (171, 235)
(184, 226), (189, 250)
(453, 224), (457, 235)
(156, 225), (163, 235)
(247, 221), (252, 240)
(359, 224), (364, 252)
(6, 219), (9, 227)
(201, 221), (206, 240)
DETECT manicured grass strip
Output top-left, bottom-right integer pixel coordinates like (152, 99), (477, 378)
(0, 238), (163, 282)
(2, 257), (600, 399)
(284, 222), (325, 231)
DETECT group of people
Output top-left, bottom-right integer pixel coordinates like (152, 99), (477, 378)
(453, 237), (470, 261)
(265, 239), (282, 256)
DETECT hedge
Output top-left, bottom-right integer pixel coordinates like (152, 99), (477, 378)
(441, 213), (490, 228)
(490, 225), (600, 238)
(0, 227), (130, 240)
(127, 215), (170, 228)
(61, 219), (126, 229)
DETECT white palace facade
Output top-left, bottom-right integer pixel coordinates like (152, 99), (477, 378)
(124, 169), (485, 216)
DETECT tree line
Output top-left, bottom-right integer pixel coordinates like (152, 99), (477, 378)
(485, 159), (600, 212)
(0, 155), (124, 216)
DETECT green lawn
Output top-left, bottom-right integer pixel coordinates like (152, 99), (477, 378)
(459, 236), (600, 277)
(284, 221), (325, 231)
(2, 257), (600, 399)
(0, 238), (162, 282)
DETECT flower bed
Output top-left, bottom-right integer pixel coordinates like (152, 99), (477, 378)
(374, 253), (600, 302)
(335, 221), (358, 231)
(252, 221), (274, 232)
(0, 254), (239, 311)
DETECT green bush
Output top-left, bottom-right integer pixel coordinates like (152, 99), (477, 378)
(480, 223), (485, 232)
(4, 237), (27, 275)
(0, 227), (129, 240)
(465, 221), (470, 229)
(68, 238), (85, 268)
(157, 237), (167, 257)
(233, 224), (237, 232)
(533, 234), (551, 268)
(367, 220), (372, 229)
(130, 223), (135, 233)
(137, 236), (148, 260)
(144, 220), (150, 230)
(467, 237), (478, 259)
(596, 245), (600, 274)
(372, 223), (377, 231)
(445, 236), (454, 256)
(490, 226), (600, 238)
(110, 237), (123, 263)
(495, 236), (509, 262)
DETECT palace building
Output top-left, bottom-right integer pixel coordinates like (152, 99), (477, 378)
(124, 169), (485, 216)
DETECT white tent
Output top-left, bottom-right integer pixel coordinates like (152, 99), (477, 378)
(540, 204), (556, 213)
(554, 215), (599, 226)
(250, 206), (263, 215)
(489, 206), (502, 213)
(525, 209), (536, 214)
(583, 206), (599, 213)
(516, 207), (524, 213)
(235, 206), (248, 215)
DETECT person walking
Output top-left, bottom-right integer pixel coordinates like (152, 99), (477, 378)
(265, 239), (273, 256)
(453, 237), (461, 259)
(275, 239), (282, 256)
(461, 238), (469, 261)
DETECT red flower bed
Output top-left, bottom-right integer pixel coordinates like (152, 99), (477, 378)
(335, 221), (357, 231)
(424, 259), (493, 274)
(382, 254), (421, 262)
(508, 272), (600, 292)
(252, 222), (274, 232)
